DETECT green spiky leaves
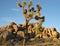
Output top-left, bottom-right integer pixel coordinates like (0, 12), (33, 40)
(22, 1), (26, 7)
(36, 4), (42, 11)
(16, 2), (22, 7)
(28, 1), (32, 8)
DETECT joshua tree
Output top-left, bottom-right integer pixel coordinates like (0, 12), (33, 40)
(17, 0), (45, 46)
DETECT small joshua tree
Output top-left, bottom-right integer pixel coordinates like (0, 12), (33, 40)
(17, 0), (45, 46)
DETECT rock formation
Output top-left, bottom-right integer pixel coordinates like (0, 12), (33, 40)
(0, 22), (59, 42)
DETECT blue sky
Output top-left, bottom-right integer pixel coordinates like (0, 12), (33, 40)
(0, 0), (60, 32)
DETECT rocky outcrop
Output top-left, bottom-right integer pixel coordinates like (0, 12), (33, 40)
(0, 22), (59, 42)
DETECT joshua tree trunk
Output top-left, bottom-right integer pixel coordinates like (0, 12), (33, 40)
(23, 19), (29, 46)
(23, 38), (26, 46)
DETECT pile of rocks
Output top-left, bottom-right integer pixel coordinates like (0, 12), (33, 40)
(0, 22), (59, 41)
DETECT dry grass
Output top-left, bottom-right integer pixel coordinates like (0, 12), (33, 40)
(0, 38), (60, 46)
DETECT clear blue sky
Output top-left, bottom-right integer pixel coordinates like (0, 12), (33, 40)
(0, 0), (60, 32)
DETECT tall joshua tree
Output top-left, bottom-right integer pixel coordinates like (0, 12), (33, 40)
(17, 0), (45, 46)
